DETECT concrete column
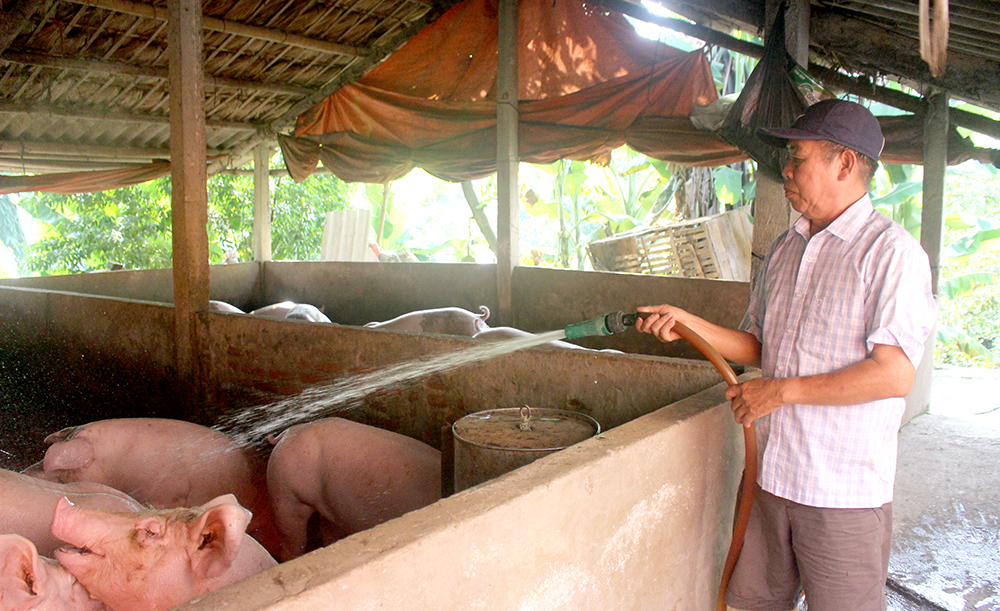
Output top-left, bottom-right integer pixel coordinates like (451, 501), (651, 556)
(921, 91), (948, 294)
(495, 0), (518, 326)
(168, 0), (208, 411)
(752, 0), (809, 285)
(253, 142), (272, 262)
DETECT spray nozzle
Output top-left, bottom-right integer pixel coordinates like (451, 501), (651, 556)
(563, 311), (643, 340)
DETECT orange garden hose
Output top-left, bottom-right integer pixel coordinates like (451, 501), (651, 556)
(670, 320), (758, 611)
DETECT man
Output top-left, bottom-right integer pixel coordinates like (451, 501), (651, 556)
(636, 98), (935, 611)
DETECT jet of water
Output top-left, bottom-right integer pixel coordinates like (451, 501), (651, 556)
(216, 329), (568, 447)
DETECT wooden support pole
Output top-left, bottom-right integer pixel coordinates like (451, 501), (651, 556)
(461, 180), (497, 253)
(495, 0), (518, 326)
(921, 92), (948, 294)
(169, 0), (209, 413)
(253, 142), (272, 262)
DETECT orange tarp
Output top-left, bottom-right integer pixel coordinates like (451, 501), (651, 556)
(0, 162), (172, 195)
(282, 0), (745, 183)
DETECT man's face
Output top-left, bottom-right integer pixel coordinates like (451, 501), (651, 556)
(781, 139), (841, 222)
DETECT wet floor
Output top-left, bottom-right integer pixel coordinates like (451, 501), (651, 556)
(887, 367), (1000, 611)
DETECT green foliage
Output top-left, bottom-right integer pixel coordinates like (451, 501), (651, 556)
(935, 164), (1000, 367)
(23, 180), (173, 274)
(0, 195), (27, 267)
(10, 153), (354, 275)
(268, 173), (352, 261)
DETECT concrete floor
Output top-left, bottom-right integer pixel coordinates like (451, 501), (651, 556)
(887, 367), (1000, 611)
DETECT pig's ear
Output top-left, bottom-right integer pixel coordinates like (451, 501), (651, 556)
(0, 534), (46, 596)
(42, 425), (79, 445)
(189, 502), (250, 580)
(42, 437), (95, 472)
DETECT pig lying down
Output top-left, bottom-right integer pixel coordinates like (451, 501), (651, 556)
(31, 418), (279, 558)
(248, 301), (331, 323)
(364, 305), (490, 336)
(50, 495), (276, 611)
(267, 418), (442, 561)
(0, 534), (108, 611)
(0, 468), (143, 557)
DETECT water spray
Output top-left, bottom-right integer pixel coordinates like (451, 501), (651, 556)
(564, 309), (755, 611)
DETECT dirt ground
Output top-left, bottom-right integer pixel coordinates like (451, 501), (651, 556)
(888, 367), (1000, 611)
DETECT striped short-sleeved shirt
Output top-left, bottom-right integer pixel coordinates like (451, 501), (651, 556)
(741, 194), (936, 508)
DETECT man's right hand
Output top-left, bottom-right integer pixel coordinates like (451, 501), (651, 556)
(635, 304), (689, 343)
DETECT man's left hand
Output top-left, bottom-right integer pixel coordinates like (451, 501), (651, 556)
(726, 378), (787, 428)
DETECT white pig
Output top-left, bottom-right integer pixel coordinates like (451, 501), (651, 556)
(51, 495), (276, 611)
(363, 305), (490, 336)
(34, 419), (280, 558)
(267, 418), (441, 561)
(0, 534), (108, 611)
(1, 468), (144, 556)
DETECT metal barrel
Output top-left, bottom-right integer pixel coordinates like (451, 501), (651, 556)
(452, 407), (600, 492)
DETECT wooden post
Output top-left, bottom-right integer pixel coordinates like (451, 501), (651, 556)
(168, 0), (209, 412)
(752, 0), (809, 286)
(495, 0), (519, 326)
(921, 91), (948, 294)
(253, 142), (272, 262)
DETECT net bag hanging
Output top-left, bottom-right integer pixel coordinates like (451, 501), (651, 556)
(718, 2), (807, 179)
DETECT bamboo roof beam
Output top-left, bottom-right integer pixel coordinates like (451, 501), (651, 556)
(0, 100), (257, 131)
(0, 51), (316, 97)
(0, 158), (157, 172)
(0, 139), (222, 159)
(65, 0), (365, 58)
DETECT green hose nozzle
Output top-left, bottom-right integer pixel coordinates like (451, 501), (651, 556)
(563, 311), (641, 340)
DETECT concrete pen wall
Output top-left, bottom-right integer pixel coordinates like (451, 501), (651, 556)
(175, 379), (746, 611)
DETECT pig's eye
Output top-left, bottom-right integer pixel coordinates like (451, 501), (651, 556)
(135, 522), (164, 543)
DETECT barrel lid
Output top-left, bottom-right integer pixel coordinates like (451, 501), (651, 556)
(452, 407), (600, 451)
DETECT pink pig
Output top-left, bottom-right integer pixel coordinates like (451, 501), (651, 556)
(34, 418), (280, 558)
(0, 534), (108, 611)
(363, 305), (490, 336)
(1, 468), (143, 557)
(51, 495), (276, 611)
(267, 418), (442, 561)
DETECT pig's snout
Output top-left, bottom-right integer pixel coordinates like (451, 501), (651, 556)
(51, 497), (102, 556)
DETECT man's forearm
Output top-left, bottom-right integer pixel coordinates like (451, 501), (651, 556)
(780, 344), (915, 405)
(727, 344), (915, 426)
(669, 310), (762, 367)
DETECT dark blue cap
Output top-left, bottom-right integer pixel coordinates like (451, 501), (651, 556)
(756, 99), (885, 161)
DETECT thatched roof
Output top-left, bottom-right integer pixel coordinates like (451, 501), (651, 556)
(1, 0), (998, 177)
(0, 0), (453, 174)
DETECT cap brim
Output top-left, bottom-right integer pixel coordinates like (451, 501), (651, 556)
(755, 126), (826, 148)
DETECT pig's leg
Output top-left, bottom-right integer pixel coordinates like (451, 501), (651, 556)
(270, 491), (319, 562)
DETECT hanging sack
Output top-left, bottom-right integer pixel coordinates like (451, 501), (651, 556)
(718, 3), (807, 179)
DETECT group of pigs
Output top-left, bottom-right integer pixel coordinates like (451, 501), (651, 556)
(211, 301), (600, 349)
(1, 416), (441, 611)
(1, 304), (611, 611)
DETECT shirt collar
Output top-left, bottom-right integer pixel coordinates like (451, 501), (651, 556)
(791, 193), (874, 242)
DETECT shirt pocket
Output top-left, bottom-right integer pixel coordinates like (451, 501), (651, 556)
(798, 295), (867, 369)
